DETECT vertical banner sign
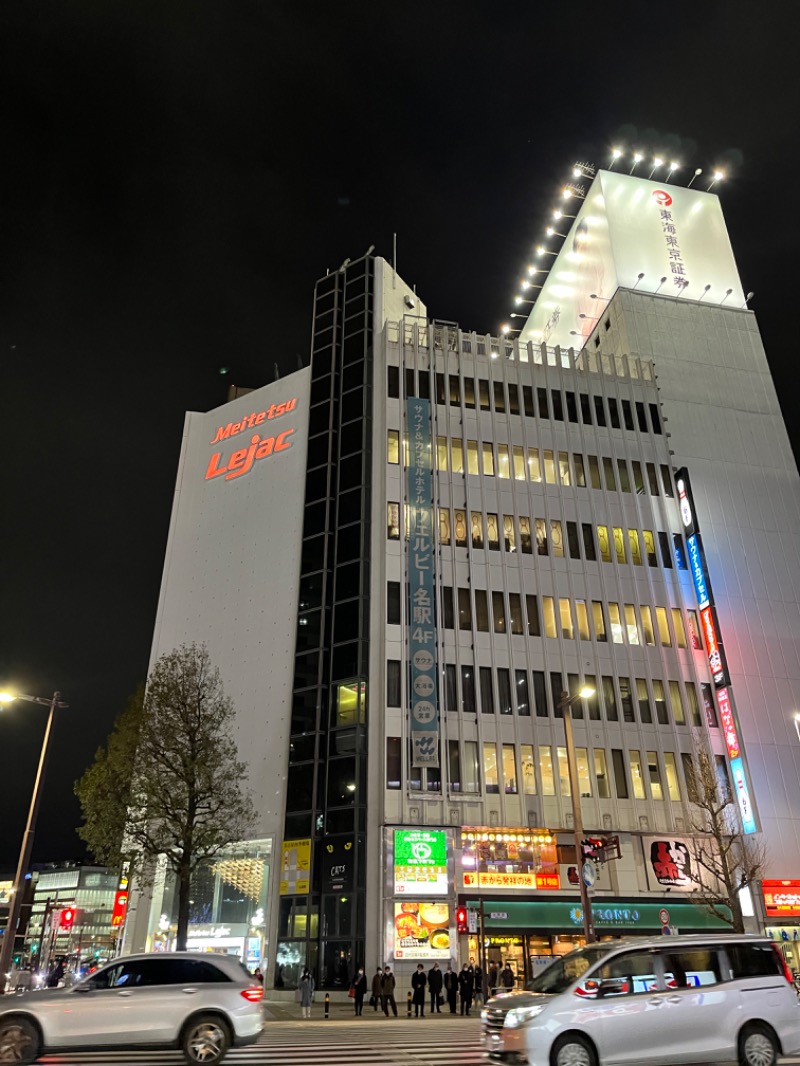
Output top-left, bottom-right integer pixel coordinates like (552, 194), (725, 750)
(406, 398), (439, 768)
(677, 467), (757, 834)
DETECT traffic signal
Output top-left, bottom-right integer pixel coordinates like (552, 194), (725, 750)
(60, 907), (76, 931)
(581, 838), (606, 863)
(456, 906), (468, 933)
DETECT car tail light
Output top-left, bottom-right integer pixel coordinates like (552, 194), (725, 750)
(770, 943), (794, 984)
(241, 986), (264, 1002)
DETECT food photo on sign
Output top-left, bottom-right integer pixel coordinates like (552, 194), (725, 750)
(393, 902), (451, 959)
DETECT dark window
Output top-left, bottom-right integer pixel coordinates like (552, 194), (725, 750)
(551, 390), (564, 421)
(567, 521), (581, 559)
(647, 463), (660, 496)
(478, 380), (490, 410)
(550, 672), (564, 718)
(448, 740), (462, 792)
(386, 737), (401, 789)
(632, 460), (644, 494)
(727, 944), (782, 979)
(516, 671), (530, 716)
(619, 677), (635, 723)
(387, 660), (401, 706)
(537, 387), (549, 419)
(493, 381), (506, 413)
(435, 373), (446, 405)
(663, 950), (721, 987)
(497, 669), (513, 716)
(649, 403), (662, 433)
(617, 459), (631, 493)
(661, 465), (674, 497)
(635, 401), (648, 432)
(449, 375), (461, 405)
(441, 586), (454, 629)
(593, 395), (607, 426)
(405, 368), (415, 398)
(602, 676), (619, 722)
(418, 372), (430, 400)
(658, 532), (674, 568)
(461, 667), (476, 714)
(508, 384), (520, 416)
(566, 391), (578, 423)
(526, 594), (541, 637)
(579, 393), (593, 424)
(387, 582), (401, 625)
(474, 589), (490, 632)
(581, 523), (597, 561)
(463, 377), (475, 409)
(458, 587), (472, 630)
(608, 397), (621, 429)
(445, 664), (458, 712)
(611, 749), (629, 799)
(522, 385), (535, 418)
(480, 667), (494, 715)
(492, 591), (506, 633)
(621, 399), (635, 431)
(701, 683), (718, 728)
(533, 671), (548, 717)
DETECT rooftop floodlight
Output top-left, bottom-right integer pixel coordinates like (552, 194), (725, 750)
(666, 161), (680, 183)
(720, 288), (734, 305)
(536, 246), (558, 257)
(707, 170), (725, 192)
(572, 166), (582, 178)
(699, 284), (712, 301)
(633, 272), (645, 289)
(609, 147), (623, 170)
(654, 276), (668, 293)
(687, 167), (703, 188)
(648, 156), (664, 180)
(629, 152), (644, 175)
(562, 188), (573, 199)
(742, 291), (754, 308)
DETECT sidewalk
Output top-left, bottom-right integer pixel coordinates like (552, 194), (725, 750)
(263, 999), (483, 1023)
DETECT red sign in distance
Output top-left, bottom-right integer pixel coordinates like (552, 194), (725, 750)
(111, 890), (129, 927)
(763, 880), (800, 918)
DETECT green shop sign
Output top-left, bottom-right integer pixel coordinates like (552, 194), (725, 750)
(394, 830), (448, 895)
(467, 899), (732, 931)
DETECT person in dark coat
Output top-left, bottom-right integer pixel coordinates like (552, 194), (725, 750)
(427, 961), (443, 1013)
(371, 967), (383, 1010)
(381, 965), (398, 1016)
(458, 963), (474, 1015)
(444, 964), (458, 1013)
(351, 967), (367, 1015)
(488, 963), (498, 996)
(473, 963), (485, 1006)
(500, 962), (516, 989)
(411, 963), (427, 1017)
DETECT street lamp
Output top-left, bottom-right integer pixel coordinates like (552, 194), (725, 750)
(0, 690), (68, 992)
(557, 687), (596, 944)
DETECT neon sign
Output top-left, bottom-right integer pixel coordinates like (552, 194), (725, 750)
(676, 468), (698, 538)
(209, 399), (297, 445)
(687, 534), (710, 611)
(700, 605), (729, 688)
(716, 687), (740, 760)
(205, 428), (295, 482)
(730, 757), (757, 834)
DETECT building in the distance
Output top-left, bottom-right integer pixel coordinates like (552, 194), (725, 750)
(127, 169), (800, 987)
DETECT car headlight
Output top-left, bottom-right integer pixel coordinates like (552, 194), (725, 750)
(481, 1009), (489, 1022)
(505, 1005), (545, 1028)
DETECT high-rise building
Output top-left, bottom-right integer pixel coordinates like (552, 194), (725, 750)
(127, 170), (800, 986)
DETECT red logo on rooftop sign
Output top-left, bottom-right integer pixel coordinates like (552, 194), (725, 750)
(652, 189), (673, 207)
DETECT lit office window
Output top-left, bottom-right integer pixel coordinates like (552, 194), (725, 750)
(482, 443), (495, 476)
(471, 511), (484, 549)
(437, 436), (449, 472)
(439, 508), (451, 546)
(608, 602), (624, 644)
(502, 745), (518, 794)
(551, 520), (564, 558)
(539, 746), (555, 795)
(647, 752), (663, 800)
(559, 598), (574, 639)
(497, 444), (511, 479)
(542, 596), (557, 638)
(624, 604), (640, 644)
(640, 605), (656, 645)
(387, 502), (400, 540)
(484, 743), (499, 794)
(556, 747), (571, 796)
(387, 430), (399, 464)
(636, 678), (653, 724)
(575, 600), (590, 640)
(577, 748), (592, 797)
(559, 451), (571, 485)
(613, 526), (626, 564)
(628, 529), (642, 565)
(513, 446), (526, 480)
(521, 745), (536, 793)
(655, 607), (672, 646)
(503, 515), (516, 552)
(663, 753), (681, 801)
(487, 513), (500, 551)
(669, 681), (686, 725)
(528, 448), (542, 482)
(594, 750), (610, 798)
(467, 440), (479, 475)
(672, 609), (687, 649)
(544, 449), (557, 484)
(451, 439), (464, 474)
(629, 750), (646, 799)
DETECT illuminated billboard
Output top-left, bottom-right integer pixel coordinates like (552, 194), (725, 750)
(393, 901), (451, 960)
(394, 830), (448, 895)
(520, 170), (745, 350)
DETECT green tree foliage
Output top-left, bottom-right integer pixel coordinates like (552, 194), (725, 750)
(75, 644), (255, 950)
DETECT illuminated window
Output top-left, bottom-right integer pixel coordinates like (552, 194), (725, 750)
(451, 439), (464, 474)
(597, 525), (611, 562)
(556, 746), (570, 796)
(653, 680), (669, 724)
(594, 750), (610, 798)
(484, 743), (499, 794)
(502, 745), (518, 794)
(509, 593), (524, 635)
(544, 449), (557, 484)
(535, 518), (548, 555)
(454, 509), (468, 548)
(643, 529), (657, 566)
(669, 681), (685, 725)
(335, 681), (366, 728)
(647, 752), (663, 800)
(539, 746), (555, 795)
(636, 678), (652, 724)
(438, 508), (451, 546)
(521, 745), (536, 793)
(603, 457), (617, 491)
(437, 436), (449, 471)
(608, 602), (624, 643)
(503, 515), (516, 552)
(559, 598), (574, 639)
(575, 600), (590, 640)
(588, 454), (602, 489)
(551, 519), (564, 558)
(613, 526), (626, 564)
(387, 430), (399, 464)
(576, 747), (592, 797)
(482, 442), (495, 476)
(402, 433), (410, 466)
(513, 445), (526, 480)
(463, 741), (479, 792)
(629, 750), (646, 799)
(574, 453), (587, 487)
(497, 444), (511, 479)
(542, 596), (557, 638)
(492, 591), (506, 633)
(628, 529), (642, 565)
(387, 502), (400, 540)
(519, 517), (532, 554)
(617, 459), (631, 492)
(672, 608), (687, 649)
(471, 511), (484, 549)
(655, 607), (672, 646)
(686, 609), (701, 649)
(467, 439), (479, 475)
(664, 752), (681, 800)
(528, 448), (542, 482)
(640, 605), (655, 645)
(559, 451), (571, 485)
(592, 601), (607, 642)
(487, 513), (500, 551)
(624, 604), (640, 645)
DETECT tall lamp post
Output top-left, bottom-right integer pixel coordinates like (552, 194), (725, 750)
(0, 690), (68, 992)
(558, 687), (596, 945)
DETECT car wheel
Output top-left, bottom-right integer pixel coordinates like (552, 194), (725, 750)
(181, 1015), (230, 1065)
(0, 1016), (41, 1065)
(739, 1023), (778, 1066)
(551, 1033), (597, 1066)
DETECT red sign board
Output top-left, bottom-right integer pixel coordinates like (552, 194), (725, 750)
(716, 687), (740, 760)
(700, 605), (729, 687)
(762, 880), (800, 918)
(111, 890), (129, 927)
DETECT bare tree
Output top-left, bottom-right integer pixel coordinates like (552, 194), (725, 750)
(76, 644), (255, 950)
(683, 746), (767, 932)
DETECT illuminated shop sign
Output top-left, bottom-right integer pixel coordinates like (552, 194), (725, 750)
(279, 838), (311, 895)
(763, 881), (800, 918)
(730, 757), (757, 835)
(406, 398), (439, 768)
(716, 688), (740, 759)
(111, 891), (128, 927)
(700, 605), (729, 688)
(463, 872), (560, 890)
(393, 901), (451, 959)
(643, 837), (694, 891)
(676, 468), (699, 538)
(394, 830), (448, 896)
(205, 397), (298, 482)
(686, 534), (711, 611)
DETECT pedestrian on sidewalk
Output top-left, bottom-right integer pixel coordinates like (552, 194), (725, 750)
(473, 963), (485, 1007)
(411, 963), (427, 1017)
(381, 965), (398, 1017)
(427, 961), (443, 1013)
(444, 964), (458, 1013)
(298, 966), (315, 1019)
(500, 962), (516, 990)
(371, 967), (383, 1010)
(351, 966), (367, 1016)
(458, 963), (474, 1016)
(488, 963), (498, 998)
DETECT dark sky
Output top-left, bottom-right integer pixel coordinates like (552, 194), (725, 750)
(1, 2), (795, 877)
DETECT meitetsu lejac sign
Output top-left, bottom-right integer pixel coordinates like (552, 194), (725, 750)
(205, 398), (298, 482)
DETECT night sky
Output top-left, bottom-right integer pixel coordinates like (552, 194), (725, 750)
(1, 2), (796, 877)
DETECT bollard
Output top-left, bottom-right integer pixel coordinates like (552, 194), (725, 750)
(407, 990), (412, 1017)
(324, 992), (330, 1019)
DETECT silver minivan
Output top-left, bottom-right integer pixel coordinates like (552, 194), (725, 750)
(481, 934), (800, 1066)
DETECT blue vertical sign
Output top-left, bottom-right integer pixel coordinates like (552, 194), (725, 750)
(686, 534), (710, 611)
(406, 398), (439, 768)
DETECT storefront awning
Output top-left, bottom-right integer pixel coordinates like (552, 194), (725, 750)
(466, 899), (732, 932)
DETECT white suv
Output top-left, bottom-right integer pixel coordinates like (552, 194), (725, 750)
(482, 934), (800, 1066)
(0, 952), (264, 1065)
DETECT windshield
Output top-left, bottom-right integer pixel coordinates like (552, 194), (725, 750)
(526, 946), (613, 996)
